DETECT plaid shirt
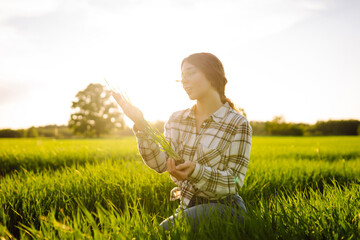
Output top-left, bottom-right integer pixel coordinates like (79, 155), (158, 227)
(133, 102), (252, 210)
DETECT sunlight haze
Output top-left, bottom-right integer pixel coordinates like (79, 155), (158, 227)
(0, 0), (359, 129)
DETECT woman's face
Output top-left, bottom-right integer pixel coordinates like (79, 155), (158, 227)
(181, 61), (213, 100)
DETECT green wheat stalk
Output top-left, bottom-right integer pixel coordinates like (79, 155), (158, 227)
(142, 120), (184, 165)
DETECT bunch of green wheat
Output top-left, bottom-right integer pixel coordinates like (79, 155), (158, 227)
(142, 120), (184, 165)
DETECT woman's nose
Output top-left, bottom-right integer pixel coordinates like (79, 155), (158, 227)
(181, 77), (189, 84)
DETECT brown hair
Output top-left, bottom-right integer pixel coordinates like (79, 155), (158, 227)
(181, 52), (245, 116)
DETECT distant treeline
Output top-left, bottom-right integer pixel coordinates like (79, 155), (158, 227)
(250, 117), (360, 136)
(0, 122), (146, 139)
(0, 125), (74, 138)
(1, 119), (359, 138)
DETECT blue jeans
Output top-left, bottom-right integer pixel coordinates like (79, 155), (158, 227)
(160, 194), (247, 230)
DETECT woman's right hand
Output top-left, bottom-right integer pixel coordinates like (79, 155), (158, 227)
(166, 158), (196, 181)
(111, 91), (147, 130)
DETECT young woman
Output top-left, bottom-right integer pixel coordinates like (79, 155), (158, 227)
(112, 52), (252, 230)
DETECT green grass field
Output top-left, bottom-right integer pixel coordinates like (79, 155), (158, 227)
(1, 136), (359, 239)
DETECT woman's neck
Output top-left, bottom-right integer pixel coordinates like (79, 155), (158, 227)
(195, 92), (223, 119)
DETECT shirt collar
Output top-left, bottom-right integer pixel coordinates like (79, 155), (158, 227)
(184, 102), (231, 123)
(183, 105), (195, 119)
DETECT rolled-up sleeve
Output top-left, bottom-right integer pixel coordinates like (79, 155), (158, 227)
(187, 120), (252, 194)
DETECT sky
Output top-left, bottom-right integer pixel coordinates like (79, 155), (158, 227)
(0, 0), (359, 129)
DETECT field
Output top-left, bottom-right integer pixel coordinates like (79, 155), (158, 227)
(1, 136), (360, 239)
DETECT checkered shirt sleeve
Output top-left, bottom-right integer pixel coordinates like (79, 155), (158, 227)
(132, 117), (177, 174)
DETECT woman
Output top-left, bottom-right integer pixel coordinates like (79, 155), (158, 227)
(112, 52), (252, 230)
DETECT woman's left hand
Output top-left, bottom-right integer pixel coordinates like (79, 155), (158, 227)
(111, 91), (147, 129)
(166, 158), (196, 181)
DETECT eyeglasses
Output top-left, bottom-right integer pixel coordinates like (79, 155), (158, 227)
(175, 70), (197, 83)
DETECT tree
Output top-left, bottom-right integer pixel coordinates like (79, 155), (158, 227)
(249, 121), (269, 136)
(68, 83), (125, 137)
(265, 116), (304, 136)
(311, 120), (360, 136)
(0, 129), (22, 138)
(26, 127), (38, 138)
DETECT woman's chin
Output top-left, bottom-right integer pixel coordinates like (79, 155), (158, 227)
(187, 93), (197, 100)
(185, 90), (200, 100)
